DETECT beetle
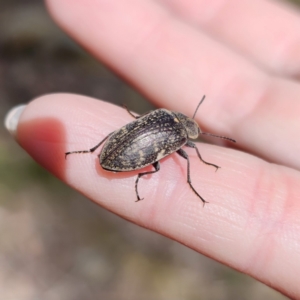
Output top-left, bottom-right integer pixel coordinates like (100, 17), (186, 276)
(65, 95), (236, 204)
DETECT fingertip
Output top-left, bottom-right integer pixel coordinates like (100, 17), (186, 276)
(4, 104), (27, 140)
(14, 94), (74, 180)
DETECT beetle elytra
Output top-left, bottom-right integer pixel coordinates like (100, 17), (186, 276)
(65, 96), (236, 204)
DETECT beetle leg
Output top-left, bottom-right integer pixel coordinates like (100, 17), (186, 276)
(65, 133), (113, 158)
(123, 105), (140, 119)
(185, 141), (220, 171)
(135, 161), (160, 202)
(177, 149), (208, 205)
(123, 105), (154, 119)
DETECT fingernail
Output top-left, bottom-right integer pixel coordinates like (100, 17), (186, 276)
(4, 104), (27, 139)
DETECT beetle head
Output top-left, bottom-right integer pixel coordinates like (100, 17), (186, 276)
(174, 96), (236, 143)
(175, 112), (199, 139)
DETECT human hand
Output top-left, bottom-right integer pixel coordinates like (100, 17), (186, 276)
(5, 0), (300, 297)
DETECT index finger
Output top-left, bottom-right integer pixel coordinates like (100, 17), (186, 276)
(14, 94), (300, 299)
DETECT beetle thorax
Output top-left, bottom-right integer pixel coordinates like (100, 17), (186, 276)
(174, 112), (199, 139)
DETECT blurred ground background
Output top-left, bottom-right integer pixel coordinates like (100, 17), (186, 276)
(0, 0), (298, 299)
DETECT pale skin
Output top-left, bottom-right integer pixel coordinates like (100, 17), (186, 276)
(15, 0), (300, 298)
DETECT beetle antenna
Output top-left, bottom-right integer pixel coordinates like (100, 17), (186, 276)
(200, 132), (236, 143)
(192, 95), (206, 119)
